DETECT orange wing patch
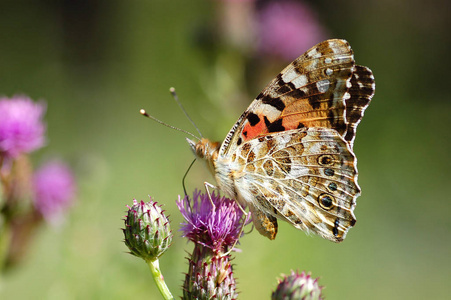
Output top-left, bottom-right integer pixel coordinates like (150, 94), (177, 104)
(241, 116), (269, 142)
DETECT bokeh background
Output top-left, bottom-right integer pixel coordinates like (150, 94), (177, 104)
(1, 0), (450, 299)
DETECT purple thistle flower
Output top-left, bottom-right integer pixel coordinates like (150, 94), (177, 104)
(257, 0), (327, 60)
(0, 95), (46, 158)
(32, 160), (76, 224)
(177, 189), (250, 254)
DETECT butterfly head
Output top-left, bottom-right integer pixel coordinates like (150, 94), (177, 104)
(186, 138), (220, 175)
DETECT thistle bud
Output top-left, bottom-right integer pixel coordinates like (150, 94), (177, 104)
(123, 198), (172, 262)
(272, 270), (323, 300)
(184, 245), (237, 300)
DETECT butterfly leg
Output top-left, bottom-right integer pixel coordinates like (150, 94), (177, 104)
(234, 199), (248, 215)
(222, 208), (249, 257)
(204, 181), (218, 211)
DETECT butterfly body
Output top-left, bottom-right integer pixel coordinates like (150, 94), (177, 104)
(188, 39), (375, 242)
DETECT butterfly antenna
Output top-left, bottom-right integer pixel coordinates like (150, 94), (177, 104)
(169, 87), (203, 138)
(182, 158), (196, 201)
(139, 109), (200, 140)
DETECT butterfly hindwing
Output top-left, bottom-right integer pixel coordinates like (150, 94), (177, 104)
(248, 204), (278, 240)
(228, 128), (359, 242)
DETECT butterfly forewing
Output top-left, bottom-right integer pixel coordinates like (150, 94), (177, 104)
(344, 65), (375, 147)
(220, 39), (357, 157)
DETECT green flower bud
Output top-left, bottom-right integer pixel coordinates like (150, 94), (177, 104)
(272, 270), (323, 300)
(123, 198), (172, 262)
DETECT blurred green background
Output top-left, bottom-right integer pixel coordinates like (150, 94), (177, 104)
(1, 0), (450, 299)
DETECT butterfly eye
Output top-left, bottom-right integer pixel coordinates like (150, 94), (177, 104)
(318, 193), (335, 210)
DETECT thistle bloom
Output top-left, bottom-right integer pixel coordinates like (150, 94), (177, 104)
(178, 190), (247, 299)
(0, 96), (46, 158)
(272, 270), (324, 300)
(177, 189), (250, 254)
(32, 160), (76, 224)
(257, 0), (327, 60)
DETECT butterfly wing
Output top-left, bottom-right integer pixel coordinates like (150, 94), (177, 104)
(247, 204), (278, 240)
(212, 39), (374, 241)
(344, 65), (375, 147)
(228, 128), (359, 242)
(219, 39), (374, 157)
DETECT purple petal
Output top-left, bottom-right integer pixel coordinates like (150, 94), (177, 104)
(176, 189), (250, 252)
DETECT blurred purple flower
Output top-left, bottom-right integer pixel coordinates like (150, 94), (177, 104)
(0, 95), (46, 158)
(33, 160), (76, 223)
(257, 0), (327, 60)
(177, 189), (250, 254)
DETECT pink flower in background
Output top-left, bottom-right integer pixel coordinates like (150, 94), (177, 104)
(33, 160), (76, 223)
(257, 0), (327, 60)
(0, 96), (46, 158)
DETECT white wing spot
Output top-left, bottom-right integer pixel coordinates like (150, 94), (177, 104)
(289, 164), (310, 177)
(306, 48), (321, 59)
(281, 68), (298, 84)
(278, 134), (291, 145)
(316, 79), (330, 93)
(328, 40), (346, 54)
(292, 74), (308, 88)
(343, 92), (351, 101)
(257, 103), (282, 122)
(325, 57), (332, 64)
(325, 68), (333, 76)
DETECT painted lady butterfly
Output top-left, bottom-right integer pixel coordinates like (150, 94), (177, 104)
(187, 39), (375, 242)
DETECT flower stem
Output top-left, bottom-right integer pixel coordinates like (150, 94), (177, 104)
(147, 259), (174, 300)
(0, 219), (11, 273)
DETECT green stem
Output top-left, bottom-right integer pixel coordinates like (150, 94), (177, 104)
(147, 259), (174, 300)
(0, 219), (11, 273)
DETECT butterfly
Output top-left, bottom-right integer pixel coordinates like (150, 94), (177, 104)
(187, 39), (375, 242)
